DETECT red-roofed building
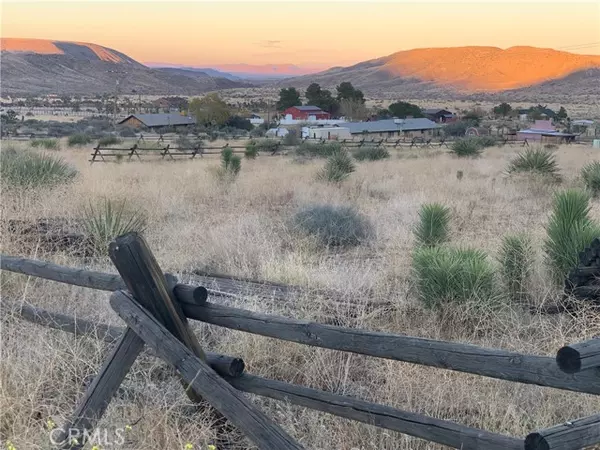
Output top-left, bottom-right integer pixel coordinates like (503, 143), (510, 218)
(283, 105), (330, 120)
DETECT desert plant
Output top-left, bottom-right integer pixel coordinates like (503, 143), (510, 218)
(352, 146), (390, 161)
(83, 198), (147, 255)
(283, 130), (300, 146)
(506, 148), (560, 178)
(474, 136), (497, 148)
(97, 135), (121, 146)
(450, 139), (482, 157)
(414, 203), (451, 247)
(68, 133), (92, 147)
(296, 141), (342, 158)
(31, 138), (59, 150)
(412, 246), (495, 308)
(317, 150), (355, 182)
(221, 147), (241, 176)
(498, 234), (534, 303)
(293, 204), (372, 247)
(118, 127), (137, 138)
(1, 150), (78, 189)
(544, 189), (600, 280)
(244, 141), (259, 159)
(581, 161), (600, 196)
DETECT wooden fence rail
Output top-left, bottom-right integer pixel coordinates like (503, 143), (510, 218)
(1, 235), (599, 450)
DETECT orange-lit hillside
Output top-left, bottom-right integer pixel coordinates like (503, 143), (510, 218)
(1, 38), (126, 63)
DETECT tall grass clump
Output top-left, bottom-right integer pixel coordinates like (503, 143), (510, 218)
(317, 150), (355, 183)
(498, 234), (534, 303)
(97, 135), (121, 146)
(506, 148), (560, 179)
(450, 139), (482, 157)
(412, 246), (495, 308)
(1, 149), (78, 189)
(297, 141), (342, 158)
(31, 138), (59, 150)
(293, 205), (372, 247)
(581, 161), (600, 196)
(414, 203), (451, 247)
(352, 146), (390, 161)
(83, 198), (147, 255)
(221, 147), (241, 176)
(68, 133), (92, 147)
(544, 189), (600, 280)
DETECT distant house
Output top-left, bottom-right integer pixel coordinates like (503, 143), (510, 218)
(118, 113), (195, 130)
(283, 106), (330, 120)
(517, 120), (576, 143)
(340, 118), (439, 139)
(303, 126), (352, 140)
(423, 108), (456, 123)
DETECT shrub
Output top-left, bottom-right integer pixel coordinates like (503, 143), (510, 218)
(498, 234), (533, 303)
(474, 136), (497, 148)
(412, 246), (495, 308)
(1, 150), (78, 189)
(317, 150), (355, 183)
(97, 135), (121, 146)
(221, 147), (241, 176)
(352, 146), (390, 161)
(283, 130), (300, 146)
(68, 133), (92, 147)
(297, 141), (342, 158)
(544, 189), (600, 280)
(414, 203), (451, 247)
(442, 119), (478, 137)
(31, 138), (59, 150)
(244, 141), (259, 159)
(175, 135), (192, 149)
(581, 161), (600, 196)
(506, 148), (560, 178)
(118, 127), (137, 138)
(293, 205), (372, 247)
(450, 139), (482, 157)
(84, 198), (147, 255)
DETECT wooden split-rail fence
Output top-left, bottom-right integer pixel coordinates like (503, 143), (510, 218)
(1, 233), (600, 450)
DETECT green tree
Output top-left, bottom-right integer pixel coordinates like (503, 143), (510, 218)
(189, 93), (231, 126)
(336, 82), (365, 103)
(492, 102), (512, 117)
(388, 101), (423, 118)
(556, 106), (568, 121)
(1, 110), (18, 125)
(276, 87), (301, 111)
(305, 83), (339, 115)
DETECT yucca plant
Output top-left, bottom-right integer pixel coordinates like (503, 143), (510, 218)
(414, 203), (451, 247)
(83, 198), (147, 255)
(506, 148), (560, 179)
(450, 139), (482, 157)
(581, 161), (600, 197)
(352, 146), (390, 161)
(31, 138), (60, 150)
(317, 150), (355, 183)
(411, 246), (495, 308)
(544, 189), (600, 281)
(498, 234), (534, 303)
(1, 150), (78, 189)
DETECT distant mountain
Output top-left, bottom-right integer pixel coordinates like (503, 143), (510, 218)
(147, 62), (324, 80)
(1, 38), (251, 95)
(155, 66), (242, 82)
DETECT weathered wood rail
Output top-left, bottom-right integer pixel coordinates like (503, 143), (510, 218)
(2, 235), (600, 450)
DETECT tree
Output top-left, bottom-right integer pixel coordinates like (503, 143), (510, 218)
(556, 106), (568, 121)
(189, 93), (231, 126)
(305, 83), (340, 115)
(388, 101), (423, 118)
(339, 98), (368, 121)
(336, 82), (365, 103)
(462, 108), (485, 126)
(276, 87), (301, 111)
(226, 115), (253, 131)
(492, 102), (512, 117)
(1, 110), (18, 125)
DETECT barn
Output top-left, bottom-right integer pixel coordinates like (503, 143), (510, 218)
(341, 118), (439, 139)
(423, 108), (456, 123)
(118, 113), (195, 130)
(283, 106), (331, 120)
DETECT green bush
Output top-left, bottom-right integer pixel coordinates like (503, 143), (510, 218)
(283, 130), (300, 146)
(293, 204), (372, 247)
(581, 161), (600, 196)
(506, 148), (560, 178)
(244, 141), (259, 159)
(317, 150), (355, 183)
(31, 138), (60, 150)
(68, 133), (92, 147)
(412, 246), (495, 308)
(414, 203), (451, 247)
(498, 234), (533, 303)
(352, 146), (390, 161)
(221, 147), (241, 176)
(297, 141), (342, 158)
(450, 139), (482, 157)
(97, 135), (121, 146)
(1, 149), (78, 189)
(84, 198), (147, 255)
(544, 189), (600, 280)
(474, 136), (497, 148)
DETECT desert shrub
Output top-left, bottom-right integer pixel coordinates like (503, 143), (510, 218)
(97, 135), (121, 146)
(506, 148), (560, 178)
(544, 189), (600, 280)
(317, 150), (355, 183)
(414, 203), (451, 247)
(450, 139), (482, 157)
(283, 130), (300, 146)
(297, 141), (342, 158)
(498, 234), (534, 303)
(31, 138), (59, 150)
(175, 135), (192, 149)
(442, 119), (478, 137)
(118, 127), (137, 138)
(1, 149), (78, 189)
(68, 133), (92, 147)
(221, 147), (241, 176)
(244, 141), (259, 159)
(293, 204), (372, 247)
(474, 136), (497, 148)
(83, 198), (147, 255)
(352, 146), (390, 161)
(412, 246), (495, 308)
(581, 161), (600, 196)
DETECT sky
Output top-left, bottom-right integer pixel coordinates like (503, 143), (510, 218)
(2, 0), (600, 69)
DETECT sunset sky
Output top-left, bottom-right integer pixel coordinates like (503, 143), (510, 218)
(2, 0), (600, 69)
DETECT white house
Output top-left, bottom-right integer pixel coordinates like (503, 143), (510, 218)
(302, 126), (352, 140)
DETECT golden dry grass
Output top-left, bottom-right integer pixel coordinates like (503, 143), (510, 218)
(2, 140), (600, 449)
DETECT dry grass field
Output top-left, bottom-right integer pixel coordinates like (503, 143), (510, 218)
(2, 140), (600, 449)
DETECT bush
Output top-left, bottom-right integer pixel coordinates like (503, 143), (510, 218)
(31, 138), (59, 150)
(544, 189), (600, 280)
(352, 146), (390, 161)
(317, 150), (355, 183)
(442, 120), (478, 137)
(297, 141), (342, 158)
(84, 198), (147, 255)
(68, 133), (93, 147)
(97, 135), (121, 146)
(412, 246), (495, 308)
(175, 135), (192, 149)
(244, 141), (259, 159)
(474, 136), (497, 148)
(283, 130), (300, 146)
(221, 147), (241, 176)
(1, 149), (78, 189)
(581, 161), (600, 196)
(506, 148), (560, 178)
(293, 205), (372, 247)
(414, 203), (451, 247)
(450, 139), (482, 157)
(498, 234), (533, 303)
(118, 127), (137, 138)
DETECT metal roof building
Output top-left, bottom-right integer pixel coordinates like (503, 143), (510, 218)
(118, 113), (195, 129)
(341, 118), (439, 134)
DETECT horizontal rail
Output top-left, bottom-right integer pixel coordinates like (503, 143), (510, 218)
(556, 338), (600, 373)
(525, 413), (600, 450)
